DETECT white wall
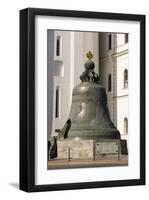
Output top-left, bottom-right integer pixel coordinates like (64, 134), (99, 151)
(99, 33), (128, 136)
(73, 32), (99, 85)
(117, 96), (128, 138)
(117, 34), (126, 46)
(0, 0), (148, 200)
(117, 53), (128, 95)
(48, 30), (73, 137)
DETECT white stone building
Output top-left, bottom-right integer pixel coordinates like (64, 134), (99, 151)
(47, 30), (128, 143)
(99, 33), (128, 142)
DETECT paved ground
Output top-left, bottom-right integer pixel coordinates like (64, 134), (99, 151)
(48, 156), (128, 169)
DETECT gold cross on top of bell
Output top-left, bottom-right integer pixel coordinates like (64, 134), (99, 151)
(86, 51), (93, 60)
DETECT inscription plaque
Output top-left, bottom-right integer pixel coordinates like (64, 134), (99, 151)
(95, 140), (121, 159)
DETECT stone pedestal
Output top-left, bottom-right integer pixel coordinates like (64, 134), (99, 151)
(57, 139), (121, 160)
(57, 139), (94, 160)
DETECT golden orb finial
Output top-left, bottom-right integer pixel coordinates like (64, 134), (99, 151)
(86, 51), (93, 60)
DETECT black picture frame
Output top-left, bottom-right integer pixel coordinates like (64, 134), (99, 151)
(20, 8), (145, 192)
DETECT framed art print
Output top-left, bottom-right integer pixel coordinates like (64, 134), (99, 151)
(20, 8), (145, 192)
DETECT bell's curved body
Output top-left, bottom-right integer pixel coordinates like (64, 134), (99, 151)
(67, 51), (121, 140)
(68, 81), (120, 140)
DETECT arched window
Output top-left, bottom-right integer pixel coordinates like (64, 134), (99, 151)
(124, 69), (128, 88)
(108, 74), (112, 91)
(124, 118), (128, 134)
(108, 34), (112, 50)
(55, 86), (60, 118)
(56, 36), (61, 56)
(125, 33), (128, 43)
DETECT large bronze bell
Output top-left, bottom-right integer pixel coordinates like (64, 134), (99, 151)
(67, 51), (120, 140)
(49, 51), (122, 159)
